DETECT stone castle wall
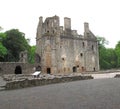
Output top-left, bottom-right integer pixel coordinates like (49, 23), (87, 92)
(36, 15), (99, 74)
(0, 62), (39, 75)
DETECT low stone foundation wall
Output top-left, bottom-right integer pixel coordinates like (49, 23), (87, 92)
(5, 75), (93, 90)
(114, 74), (120, 78)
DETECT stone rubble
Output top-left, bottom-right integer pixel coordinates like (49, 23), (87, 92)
(1, 73), (93, 90)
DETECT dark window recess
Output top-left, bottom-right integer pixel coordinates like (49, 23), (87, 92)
(73, 66), (77, 72)
(36, 66), (41, 71)
(0, 67), (2, 71)
(80, 53), (83, 57)
(62, 58), (65, 61)
(92, 45), (94, 50)
(82, 42), (85, 47)
(47, 21), (49, 26)
(53, 30), (54, 33)
(35, 54), (41, 63)
(47, 68), (51, 74)
(21, 54), (23, 57)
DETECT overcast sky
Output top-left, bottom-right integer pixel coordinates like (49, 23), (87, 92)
(0, 0), (120, 48)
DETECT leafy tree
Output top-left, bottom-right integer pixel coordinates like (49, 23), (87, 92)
(28, 46), (36, 63)
(97, 36), (117, 69)
(3, 29), (30, 62)
(97, 36), (108, 69)
(105, 48), (117, 68)
(115, 41), (120, 67)
(0, 42), (7, 61)
(0, 32), (7, 61)
(97, 36), (109, 46)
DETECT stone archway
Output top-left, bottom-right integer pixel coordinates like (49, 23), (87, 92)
(15, 66), (22, 74)
(36, 66), (41, 71)
(35, 54), (41, 63)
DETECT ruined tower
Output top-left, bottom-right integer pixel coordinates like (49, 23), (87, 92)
(36, 15), (99, 74)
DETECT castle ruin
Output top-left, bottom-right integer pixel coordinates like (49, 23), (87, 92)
(36, 15), (99, 74)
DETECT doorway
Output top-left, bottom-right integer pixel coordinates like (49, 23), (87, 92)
(73, 66), (77, 72)
(47, 68), (51, 74)
(81, 66), (84, 72)
(15, 66), (22, 74)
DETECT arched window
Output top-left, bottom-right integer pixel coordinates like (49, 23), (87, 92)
(35, 54), (41, 63)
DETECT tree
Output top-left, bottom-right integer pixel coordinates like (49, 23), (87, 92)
(0, 32), (7, 61)
(97, 36), (117, 69)
(105, 48), (117, 68)
(3, 29), (30, 62)
(28, 46), (36, 64)
(97, 36), (109, 46)
(0, 42), (7, 61)
(97, 36), (108, 69)
(115, 41), (120, 67)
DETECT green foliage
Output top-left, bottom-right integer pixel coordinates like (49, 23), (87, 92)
(97, 36), (117, 70)
(0, 32), (7, 61)
(115, 41), (120, 67)
(28, 46), (36, 64)
(0, 28), (36, 63)
(0, 42), (7, 61)
(2, 29), (30, 62)
(104, 48), (117, 69)
(97, 36), (109, 46)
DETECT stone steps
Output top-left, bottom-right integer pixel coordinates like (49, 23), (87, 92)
(0, 76), (6, 91)
(0, 86), (5, 91)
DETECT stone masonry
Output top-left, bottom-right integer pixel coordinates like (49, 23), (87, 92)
(36, 15), (99, 74)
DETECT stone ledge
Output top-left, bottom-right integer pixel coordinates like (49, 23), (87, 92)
(114, 74), (120, 78)
(5, 75), (93, 90)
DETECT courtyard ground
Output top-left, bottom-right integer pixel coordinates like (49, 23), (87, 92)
(0, 78), (120, 109)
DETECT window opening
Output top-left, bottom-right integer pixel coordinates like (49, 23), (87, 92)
(92, 45), (94, 50)
(80, 53), (83, 57)
(82, 42), (85, 47)
(62, 58), (65, 61)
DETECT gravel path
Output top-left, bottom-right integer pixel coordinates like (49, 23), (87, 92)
(0, 78), (120, 109)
